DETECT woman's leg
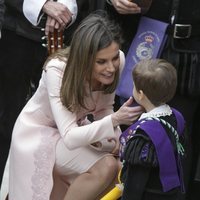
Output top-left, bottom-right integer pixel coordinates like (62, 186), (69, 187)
(96, 158), (122, 199)
(64, 155), (118, 200)
(50, 170), (70, 200)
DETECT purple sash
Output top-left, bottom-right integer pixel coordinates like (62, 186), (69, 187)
(116, 17), (169, 99)
(119, 108), (185, 192)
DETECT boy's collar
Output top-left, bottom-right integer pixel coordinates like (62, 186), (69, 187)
(139, 104), (172, 120)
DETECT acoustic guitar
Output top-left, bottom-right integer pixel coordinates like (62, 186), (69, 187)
(47, 29), (64, 55)
(42, 29), (64, 55)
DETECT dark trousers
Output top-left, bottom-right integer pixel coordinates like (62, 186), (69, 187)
(168, 94), (200, 200)
(0, 29), (48, 186)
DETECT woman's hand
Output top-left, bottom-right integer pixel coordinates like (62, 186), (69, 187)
(109, 138), (120, 155)
(110, 0), (141, 14)
(111, 96), (144, 126)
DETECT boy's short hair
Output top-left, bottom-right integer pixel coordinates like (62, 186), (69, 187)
(132, 59), (177, 106)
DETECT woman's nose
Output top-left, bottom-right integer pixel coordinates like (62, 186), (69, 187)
(106, 62), (115, 72)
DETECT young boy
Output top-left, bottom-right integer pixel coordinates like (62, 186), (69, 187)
(119, 59), (186, 200)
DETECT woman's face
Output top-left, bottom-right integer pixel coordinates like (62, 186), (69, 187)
(91, 42), (120, 90)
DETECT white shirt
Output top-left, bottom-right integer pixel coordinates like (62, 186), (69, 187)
(23, 0), (77, 26)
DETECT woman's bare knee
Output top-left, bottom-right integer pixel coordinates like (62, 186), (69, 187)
(89, 156), (118, 181)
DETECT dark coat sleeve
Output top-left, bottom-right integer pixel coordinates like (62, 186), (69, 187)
(120, 132), (158, 200)
(0, 0), (5, 29)
(4, 0), (24, 13)
(121, 164), (151, 200)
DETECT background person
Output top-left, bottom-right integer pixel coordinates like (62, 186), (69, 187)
(0, 0), (77, 188)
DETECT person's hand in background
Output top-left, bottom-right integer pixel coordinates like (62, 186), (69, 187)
(42, 1), (72, 35)
(110, 0), (141, 14)
(109, 0), (152, 15)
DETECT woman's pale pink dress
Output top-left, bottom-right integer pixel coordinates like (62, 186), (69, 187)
(8, 52), (125, 200)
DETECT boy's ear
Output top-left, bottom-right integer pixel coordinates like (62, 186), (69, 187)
(138, 90), (145, 100)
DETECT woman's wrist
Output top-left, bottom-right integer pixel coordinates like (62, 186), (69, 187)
(111, 113), (119, 127)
